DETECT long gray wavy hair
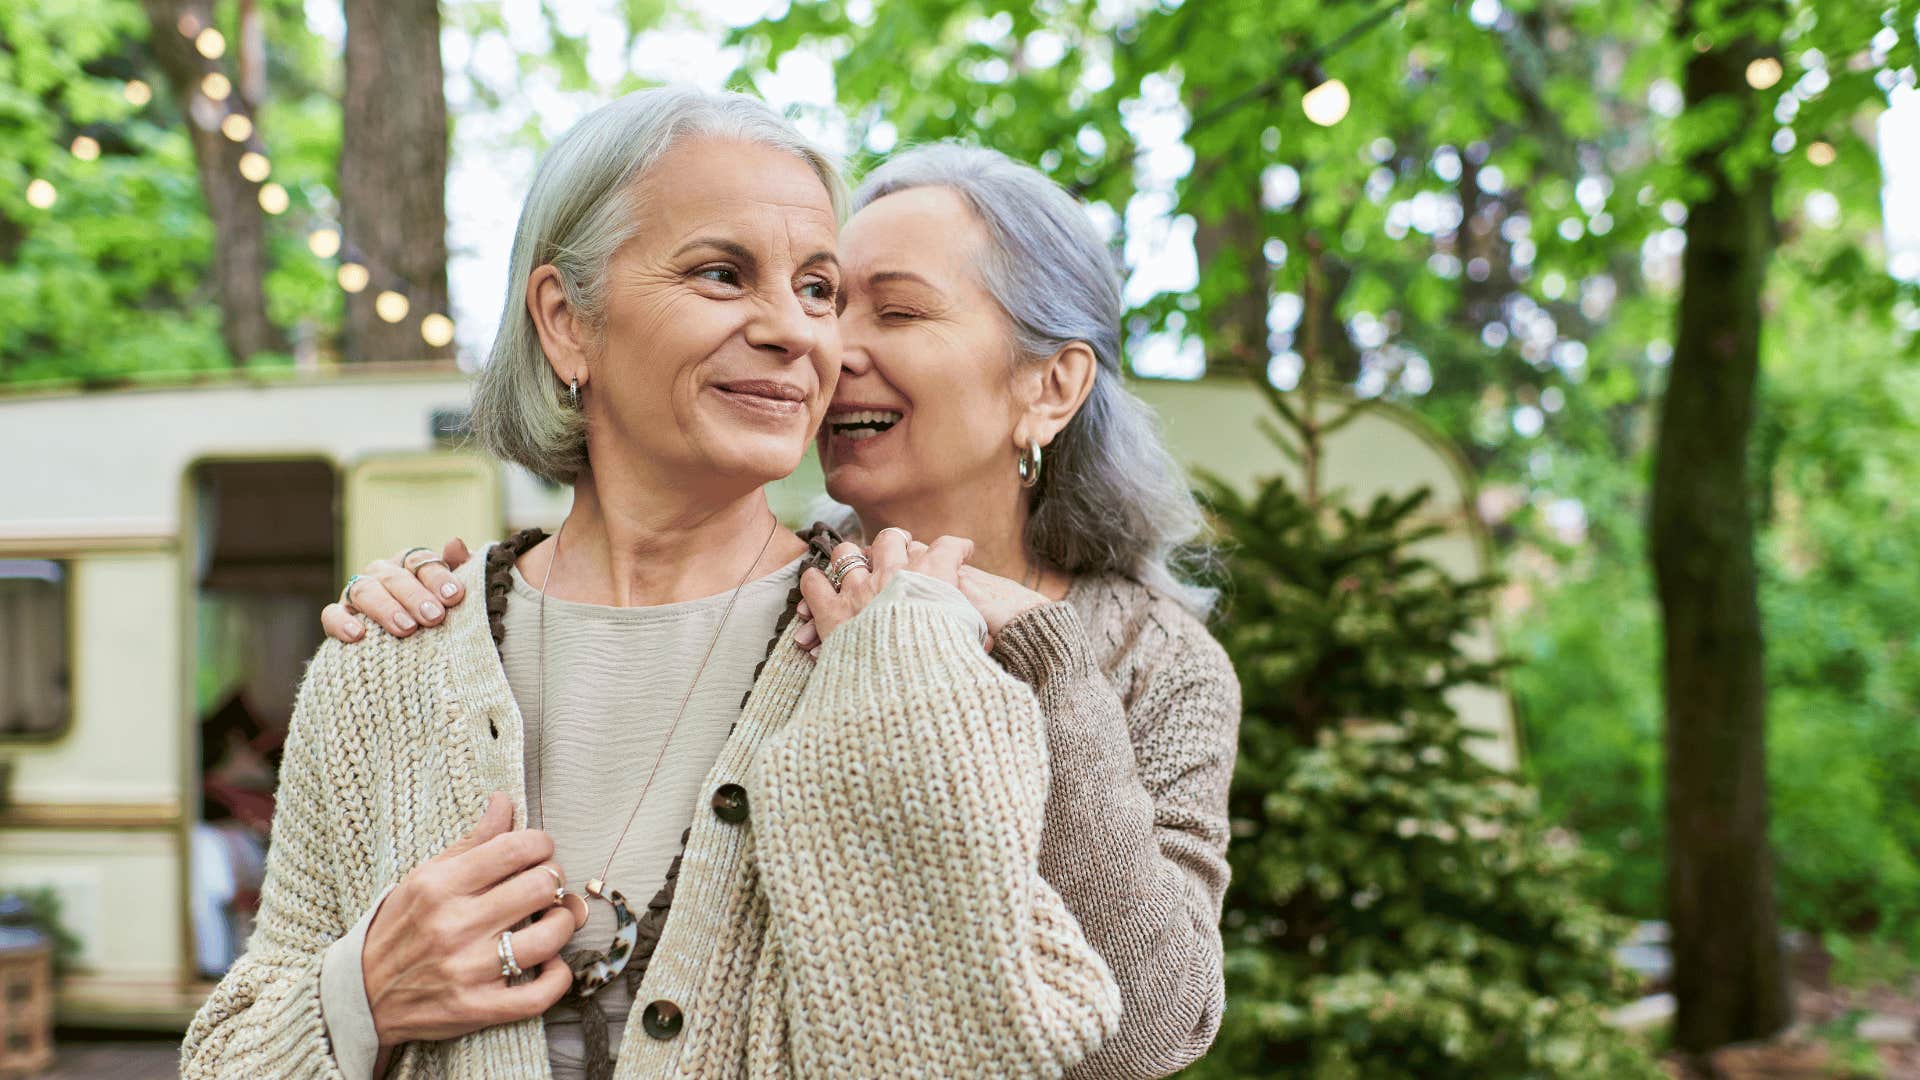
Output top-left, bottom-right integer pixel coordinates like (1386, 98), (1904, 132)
(851, 144), (1216, 615)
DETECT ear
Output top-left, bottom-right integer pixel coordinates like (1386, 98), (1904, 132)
(527, 264), (592, 391)
(1017, 341), (1099, 448)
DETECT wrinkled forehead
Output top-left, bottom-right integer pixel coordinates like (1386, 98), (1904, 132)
(631, 136), (841, 252)
(841, 185), (990, 284)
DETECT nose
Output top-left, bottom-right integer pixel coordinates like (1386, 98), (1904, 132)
(744, 289), (820, 362)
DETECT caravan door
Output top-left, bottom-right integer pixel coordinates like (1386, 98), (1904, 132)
(343, 452), (502, 574)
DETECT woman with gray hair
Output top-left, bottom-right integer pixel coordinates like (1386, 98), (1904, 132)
(187, 88), (1124, 1080)
(333, 141), (1241, 1078)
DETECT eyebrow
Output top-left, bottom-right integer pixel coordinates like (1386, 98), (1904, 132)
(674, 238), (841, 275)
(865, 270), (941, 290)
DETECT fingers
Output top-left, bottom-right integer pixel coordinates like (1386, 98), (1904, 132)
(827, 540), (871, 594)
(796, 598), (811, 623)
(798, 566), (840, 622)
(448, 828), (557, 895)
(437, 793), (514, 863)
(345, 561), (422, 637)
(370, 558), (447, 629)
(868, 528), (910, 579)
(916, 535), (975, 583)
(482, 862), (570, 927)
(493, 890), (576, 968)
(322, 602), (367, 643)
(413, 556), (465, 606)
(444, 537), (472, 571)
(493, 949), (574, 1021)
(794, 619), (819, 652)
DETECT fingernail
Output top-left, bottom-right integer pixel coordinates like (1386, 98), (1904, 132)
(396, 613), (416, 631)
(423, 601), (443, 620)
(346, 624), (363, 640)
(442, 582), (459, 598)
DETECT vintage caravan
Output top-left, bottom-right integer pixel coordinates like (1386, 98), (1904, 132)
(0, 364), (1508, 1027)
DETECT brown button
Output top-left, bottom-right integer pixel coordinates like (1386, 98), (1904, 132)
(710, 783), (749, 824)
(642, 999), (683, 1040)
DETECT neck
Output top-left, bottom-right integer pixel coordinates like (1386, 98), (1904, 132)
(531, 466), (801, 607)
(858, 479), (1063, 596)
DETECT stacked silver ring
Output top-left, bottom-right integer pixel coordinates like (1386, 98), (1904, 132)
(826, 553), (871, 590)
(496, 930), (523, 979)
(339, 574), (367, 611)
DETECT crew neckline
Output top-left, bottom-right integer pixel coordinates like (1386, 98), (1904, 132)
(507, 555), (805, 620)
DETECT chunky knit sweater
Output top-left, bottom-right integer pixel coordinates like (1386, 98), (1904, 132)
(182, 548), (1239, 1079)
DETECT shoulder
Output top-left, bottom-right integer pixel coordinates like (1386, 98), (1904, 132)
(1068, 575), (1232, 682)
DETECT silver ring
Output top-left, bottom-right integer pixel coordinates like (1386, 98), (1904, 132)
(497, 930), (523, 979)
(405, 554), (450, 575)
(340, 574), (367, 612)
(873, 527), (911, 545)
(826, 553), (871, 591)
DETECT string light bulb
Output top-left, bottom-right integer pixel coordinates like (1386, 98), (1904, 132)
(124, 80), (152, 107)
(1806, 141), (1836, 166)
(258, 182), (289, 215)
(195, 28), (226, 59)
(375, 290), (411, 323)
(71, 135), (101, 161)
(237, 151), (271, 182)
(338, 262), (371, 293)
(201, 72), (231, 101)
(25, 179), (56, 209)
(220, 113), (253, 142)
(421, 313), (456, 348)
(308, 228), (341, 258)
(1745, 57), (1782, 90)
(176, 13), (201, 38)
(1302, 77), (1351, 127)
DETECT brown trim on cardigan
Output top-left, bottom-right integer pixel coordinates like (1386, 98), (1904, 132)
(478, 521), (841, 1074)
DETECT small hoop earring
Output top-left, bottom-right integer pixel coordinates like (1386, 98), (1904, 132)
(568, 377), (580, 409)
(1016, 438), (1043, 489)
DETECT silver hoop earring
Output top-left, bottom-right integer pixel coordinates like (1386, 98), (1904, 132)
(1017, 438), (1043, 489)
(568, 377), (580, 409)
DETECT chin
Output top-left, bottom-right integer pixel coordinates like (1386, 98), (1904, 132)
(715, 432), (812, 486)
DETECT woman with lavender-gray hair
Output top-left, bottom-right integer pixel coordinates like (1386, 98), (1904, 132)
(328, 137), (1242, 1078)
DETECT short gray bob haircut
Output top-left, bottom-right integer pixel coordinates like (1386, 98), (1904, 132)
(472, 86), (847, 485)
(853, 144), (1216, 615)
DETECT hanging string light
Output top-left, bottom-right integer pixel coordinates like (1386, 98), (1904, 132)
(195, 27), (227, 60)
(420, 313), (456, 348)
(1302, 75), (1351, 126)
(70, 136), (101, 161)
(307, 228), (341, 258)
(374, 290), (411, 323)
(237, 150), (271, 182)
(25, 179), (57, 209)
(1806, 141), (1836, 166)
(220, 113), (253, 142)
(337, 262), (371, 293)
(1745, 57), (1783, 90)
(200, 72), (231, 101)
(123, 80), (152, 107)
(258, 183), (290, 215)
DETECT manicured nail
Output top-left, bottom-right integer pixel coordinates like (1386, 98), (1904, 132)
(423, 601), (443, 620)
(442, 582), (459, 598)
(346, 624), (363, 640)
(395, 613), (416, 631)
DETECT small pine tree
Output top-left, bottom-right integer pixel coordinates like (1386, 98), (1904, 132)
(1184, 378), (1659, 1078)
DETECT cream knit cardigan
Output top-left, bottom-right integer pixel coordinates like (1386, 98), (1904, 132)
(182, 552), (1122, 1078)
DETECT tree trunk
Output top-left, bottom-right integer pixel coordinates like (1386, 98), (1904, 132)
(1650, 0), (1791, 1054)
(141, 0), (285, 362)
(339, 0), (452, 363)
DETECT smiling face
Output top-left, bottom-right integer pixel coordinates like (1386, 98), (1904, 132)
(819, 185), (1028, 517)
(543, 136), (843, 493)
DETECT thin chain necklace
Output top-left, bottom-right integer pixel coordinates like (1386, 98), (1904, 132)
(533, 513), (781, 996)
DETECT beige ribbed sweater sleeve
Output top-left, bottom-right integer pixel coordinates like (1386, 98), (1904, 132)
(181, 647), (352, 1080)
(993, 601), (1239, 1080)
(748, 577), (1123, 1077)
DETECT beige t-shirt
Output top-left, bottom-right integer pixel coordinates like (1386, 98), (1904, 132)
(501, 557), (803, 1075)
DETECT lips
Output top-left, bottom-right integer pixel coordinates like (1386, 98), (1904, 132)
(714, 379), (807, 403)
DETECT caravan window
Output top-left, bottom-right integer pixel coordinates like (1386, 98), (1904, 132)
(0, 559), (71, 739)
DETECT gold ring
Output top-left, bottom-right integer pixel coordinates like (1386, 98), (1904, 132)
(537, 866), (565, 904)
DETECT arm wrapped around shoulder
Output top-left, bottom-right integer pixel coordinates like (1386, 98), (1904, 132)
(181, 648), (352, 1080)
(750, 583), (1123, 1078)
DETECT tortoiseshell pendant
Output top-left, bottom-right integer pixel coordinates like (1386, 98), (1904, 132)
(571, 877), (637, 997)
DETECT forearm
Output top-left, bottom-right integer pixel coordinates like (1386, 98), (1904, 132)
(754, 583), (1121, 1076)
(995, 604), (1232, 1078)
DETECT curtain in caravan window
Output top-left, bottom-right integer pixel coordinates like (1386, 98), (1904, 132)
(0, 559), (70, 737)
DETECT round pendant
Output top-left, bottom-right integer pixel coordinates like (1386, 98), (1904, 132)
(571, 877), (638, 997)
